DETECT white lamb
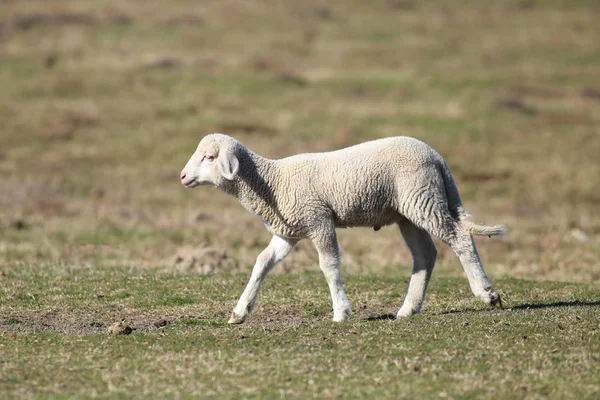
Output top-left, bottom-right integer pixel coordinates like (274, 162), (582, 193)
(180, 133), (505, 324)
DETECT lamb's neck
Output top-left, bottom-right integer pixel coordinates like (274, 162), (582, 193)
(221, 150), (279, 218)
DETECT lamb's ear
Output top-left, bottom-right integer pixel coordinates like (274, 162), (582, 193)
(217, 148), (239, 180)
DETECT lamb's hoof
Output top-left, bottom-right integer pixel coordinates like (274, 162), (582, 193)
(491, 295), (503, 310)
(396, 306), (419, 319)
(332, 307), (352, 322)
(483, 286), (503, 310)
(227, 312), (246, 324)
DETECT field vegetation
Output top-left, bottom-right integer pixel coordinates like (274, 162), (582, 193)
(0, 0), (598, 398)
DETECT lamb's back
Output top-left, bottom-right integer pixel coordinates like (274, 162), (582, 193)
(275, 137), (442, 228)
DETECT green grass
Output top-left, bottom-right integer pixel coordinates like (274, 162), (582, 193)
(0, 266), (598, 398)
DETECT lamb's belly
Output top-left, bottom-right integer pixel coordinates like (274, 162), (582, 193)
(336, 212), (398, 228)
(333, 199), (398, 229)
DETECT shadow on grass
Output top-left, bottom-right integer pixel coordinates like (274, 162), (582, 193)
(436, 300), (600, 316)
(364, 313), (396, 321)
(510, 301), (600, 310)
(437, 308), (486, 315)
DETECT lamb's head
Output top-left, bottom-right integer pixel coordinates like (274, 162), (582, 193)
(180, 133), (240, 188)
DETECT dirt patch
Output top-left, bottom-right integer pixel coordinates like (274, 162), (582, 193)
(545, 112), (595, 126)
(313, 7), (334, 20)
(8, 12), (97, 31)
(509, 85), (563, 98)
(276, 72), (308, 87)
(0, 179), (69, 219)
(43, 106), (100, 140)
(172, 246), (238, 274)
(0, 310), (324, 334)
(144, 56), (182, 70)
(0, 11), (134, 41)
(105, 13), (134, 26)
(580, 88), (600, 101)
(0, 218), (30, 230)
(243, 305), (401, 327)
(162, 14), (205, 27)
(493, 98), (536, 115)
(241, 309), (331, 328)
(0, 311), (180, 334)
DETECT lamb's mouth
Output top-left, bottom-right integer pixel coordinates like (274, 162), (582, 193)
(183, 178), (200, 188)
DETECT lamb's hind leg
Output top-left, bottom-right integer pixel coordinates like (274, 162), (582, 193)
(447, 229), (502, 308)
(398, 177), (500, 313)
(404, 209), (501, 309)
(396, 220), (438, 319)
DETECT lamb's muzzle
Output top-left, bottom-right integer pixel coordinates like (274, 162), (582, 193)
(181, 133), (506, 323)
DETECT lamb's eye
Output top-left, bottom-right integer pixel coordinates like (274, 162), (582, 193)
(204, 154), (214, 161)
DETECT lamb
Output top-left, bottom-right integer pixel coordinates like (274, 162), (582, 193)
(180, 133), (506, 324)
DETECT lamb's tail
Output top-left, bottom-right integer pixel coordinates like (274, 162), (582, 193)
(438, 160), (506, 237)
(458, 214), (506, 237)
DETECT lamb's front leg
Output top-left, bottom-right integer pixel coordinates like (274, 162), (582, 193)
(229, 235), (297, 324)
(311, 227), (352, 322)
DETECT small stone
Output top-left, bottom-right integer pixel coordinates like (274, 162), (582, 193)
(154, 319), (169, 328)
(107, 321), (132, 335)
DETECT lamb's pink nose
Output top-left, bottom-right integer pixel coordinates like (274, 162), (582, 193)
(180, 172), (187, 181)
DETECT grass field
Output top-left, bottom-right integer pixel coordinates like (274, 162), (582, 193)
(0, 0), (599, 398)
(1, 267), (599, 398)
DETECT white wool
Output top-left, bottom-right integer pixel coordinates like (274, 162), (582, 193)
(181, 134), (506, 323)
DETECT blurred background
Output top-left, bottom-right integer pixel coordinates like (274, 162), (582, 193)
(0, 0), (598, 283)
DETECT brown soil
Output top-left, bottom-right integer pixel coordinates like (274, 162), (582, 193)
(0, 310), (179, 335)
(172, 246), (238, 274)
